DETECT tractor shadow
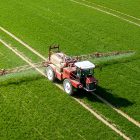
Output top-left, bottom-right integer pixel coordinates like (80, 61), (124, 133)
(73, 85), (134, 108)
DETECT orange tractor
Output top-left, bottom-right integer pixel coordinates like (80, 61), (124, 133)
(44, 45), (97, 95)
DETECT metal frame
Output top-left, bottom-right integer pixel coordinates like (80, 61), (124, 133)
(0, 69), (6, 76)
(48, 45), (60, 61)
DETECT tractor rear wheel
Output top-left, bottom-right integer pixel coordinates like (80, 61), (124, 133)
(46, 66), (56, 82)
(63, 79), (73, 95)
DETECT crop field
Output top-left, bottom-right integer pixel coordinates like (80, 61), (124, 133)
(0, 0), (140, 139)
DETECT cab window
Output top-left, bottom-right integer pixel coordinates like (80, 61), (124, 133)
(81, 69), (94, 76)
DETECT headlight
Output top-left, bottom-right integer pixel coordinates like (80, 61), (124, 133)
(78, 84), (83, 88)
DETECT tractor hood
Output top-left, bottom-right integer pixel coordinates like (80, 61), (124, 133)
(75, 61), (95, 69)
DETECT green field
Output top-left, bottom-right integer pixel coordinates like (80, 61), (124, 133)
(0, 0), (140, 139)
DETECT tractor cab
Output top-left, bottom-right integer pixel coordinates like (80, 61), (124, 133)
(75, 61), (97, 91)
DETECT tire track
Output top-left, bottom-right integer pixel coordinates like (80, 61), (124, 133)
(91, 92), (140, 128)
(69, 0), (140, 27)
(0, 27), (47, 61)
(81, 0), (140, 21)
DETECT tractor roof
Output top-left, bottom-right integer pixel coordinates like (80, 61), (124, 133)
(75, 61), (95, 69)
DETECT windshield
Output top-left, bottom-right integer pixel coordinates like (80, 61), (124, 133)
(81, 69), (94, 76)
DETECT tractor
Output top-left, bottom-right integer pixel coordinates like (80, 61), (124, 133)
(44, 45), (97, 95)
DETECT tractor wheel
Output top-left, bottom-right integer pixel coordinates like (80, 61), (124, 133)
(46, 66), (56, 82)
(63, 79), (73, 95)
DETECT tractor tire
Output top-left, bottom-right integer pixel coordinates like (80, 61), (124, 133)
(46, 66), (56, 82)
(63, 79), (73, 95)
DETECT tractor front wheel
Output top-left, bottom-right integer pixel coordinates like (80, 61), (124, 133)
(63, 79), (73, 95)
(46, 66), (56, 82)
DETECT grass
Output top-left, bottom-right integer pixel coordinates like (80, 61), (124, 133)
(0, 71), (121, 140)
(0, 43), (26, 68)
(0, 0), (140, 54)
(85, 0), (140, 18)
(0, 0), (140, 139)
(0, 31), (43, 63)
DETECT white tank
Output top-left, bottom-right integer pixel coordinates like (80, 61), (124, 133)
(50, 53), (66, 71)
